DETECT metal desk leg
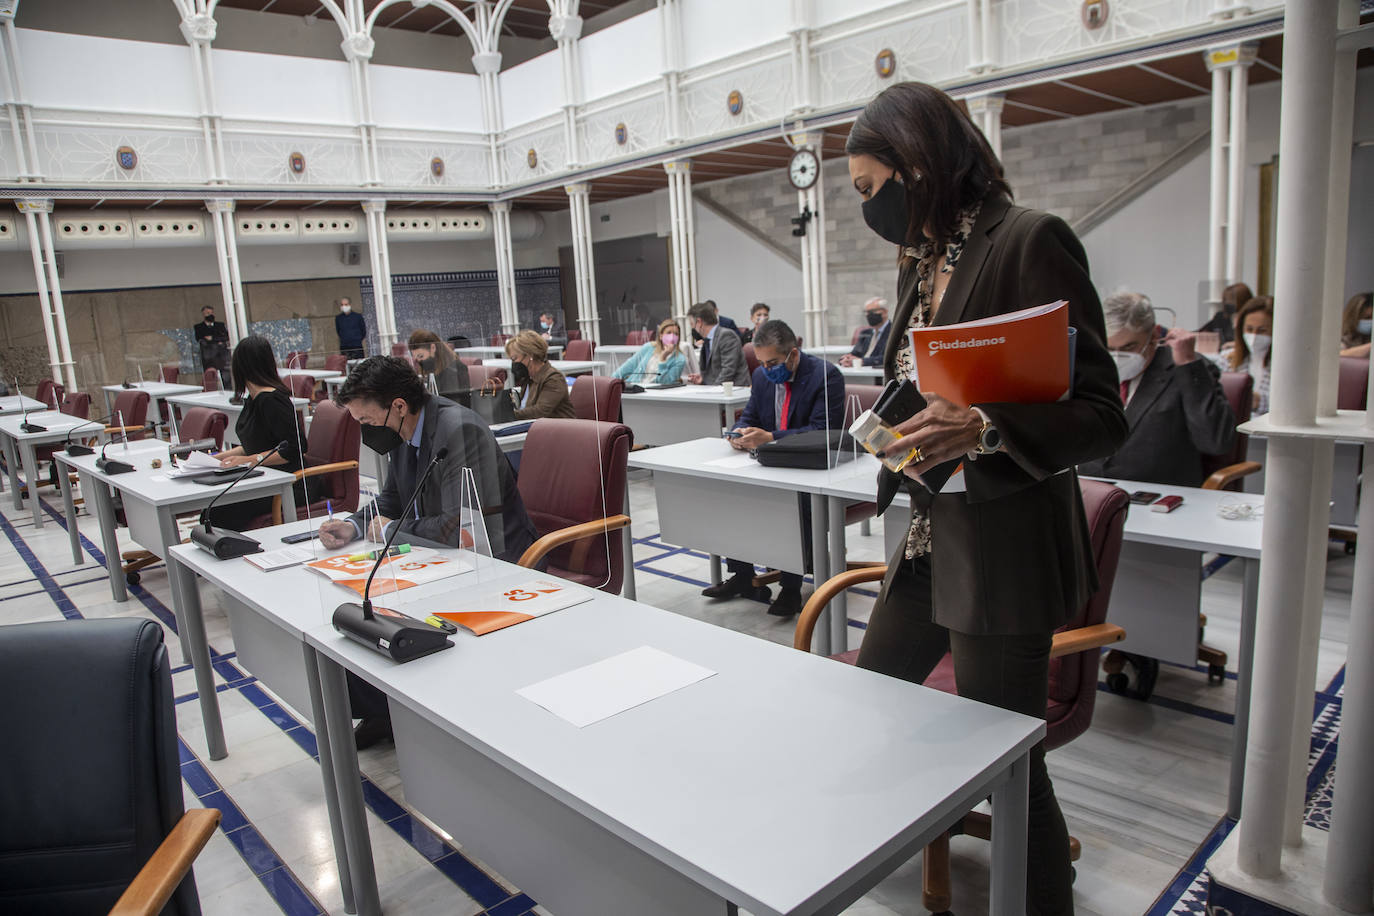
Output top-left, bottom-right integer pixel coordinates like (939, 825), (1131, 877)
(58, 461), (81, 565)
(1228, 556), (1262, 819)
(170, 555), (227, 760)
(810, 494), (832, 657)
(90, 476), (128, 602)
(158, 506), (195, 663)
(302, 645), (357, 915)
(3, 434), (21, 508)
(827, 495), (848, 654)
(278, 479), (297, 524)
(21, 441), (43, 528)
(708, 554), (722, 586)
(989, 751), (1030, 916)
(315, 651), (382, 916)
(621, 489), (636, 601)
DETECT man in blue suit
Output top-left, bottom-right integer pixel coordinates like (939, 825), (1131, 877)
(701, 319), (845, 617)
(838, 297), (891, 367)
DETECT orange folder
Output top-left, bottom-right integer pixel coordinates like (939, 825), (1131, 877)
(910, 301), (1071, 407)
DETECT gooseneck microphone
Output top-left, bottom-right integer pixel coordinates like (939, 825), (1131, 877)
(18, 381), (46, 433)
(95, 435), (136, 475)
(333, 446), (453, 663)
(63, 416), (109, 457)
(189, 440), (289, 559)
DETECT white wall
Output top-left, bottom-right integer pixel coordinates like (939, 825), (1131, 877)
(370, 66), (485, 133)
(501, 52), (564, 128)
(580, 10), (661, 101)
(214, 49), (355, 126)
(678, 0), (791, 68)
(19, 29), (198, 117)
(692, 203), (803, 330)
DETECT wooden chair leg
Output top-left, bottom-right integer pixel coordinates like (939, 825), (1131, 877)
(921, 833), (952, 914)
(752, 570), (782, 588)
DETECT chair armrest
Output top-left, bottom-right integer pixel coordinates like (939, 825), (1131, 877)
(1049, 623), (1126, 660)
(795, 566), (887, 652)
(1201, 461), (1262, 491)
(271, 461), (359, 525)
(108, 807), (221, 916)
(517, 515), (631, 570)
(104, 425), (148, 436)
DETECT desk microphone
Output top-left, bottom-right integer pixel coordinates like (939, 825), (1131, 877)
(95, 436), (136, 475)
(18, 381), (46, 433)
(63, 416), (110, 456)
(333, 446), (453, 663)
(188, 440), (288, 559)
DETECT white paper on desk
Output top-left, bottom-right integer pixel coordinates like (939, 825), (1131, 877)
(517, 646), (716, 728)
(704, 453), (757, 469)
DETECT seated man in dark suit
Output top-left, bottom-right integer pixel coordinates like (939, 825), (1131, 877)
(536, 311), (568, 349)
(702, 319), (845, 617)
(318, 356), (538, 747)
(838, 297), (891, 367)
(1079, 291), (1236, 487)
(686, 301), (750, 387)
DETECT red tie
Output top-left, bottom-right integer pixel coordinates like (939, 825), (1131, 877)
(1119, 381), (1130, 405)
(780, 382), (792, 431)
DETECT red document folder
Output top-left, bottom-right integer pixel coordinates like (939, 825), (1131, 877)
(910, 301), (1071, 406)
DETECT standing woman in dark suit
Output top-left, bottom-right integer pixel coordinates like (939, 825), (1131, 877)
(210, 335), (307, 531)
(846, 83), (1127, 914)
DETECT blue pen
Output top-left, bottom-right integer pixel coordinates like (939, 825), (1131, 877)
(326, 499), (332, 520)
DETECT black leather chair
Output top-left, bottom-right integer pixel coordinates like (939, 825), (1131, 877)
(0, 619), (219, 915)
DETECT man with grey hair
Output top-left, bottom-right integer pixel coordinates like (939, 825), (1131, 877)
(1078, 290), (1235, 486)
(686, 301), (749, 387)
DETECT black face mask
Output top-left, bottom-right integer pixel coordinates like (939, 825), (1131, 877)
(203, 315), (215, 323)
(866, 310), (885, 327)
(511, 360), (531, 386)
(861, 173), (913, 246)
(360, 404), (404, 454)
(418, 357), (436, 374)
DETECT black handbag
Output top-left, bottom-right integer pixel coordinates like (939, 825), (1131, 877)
(753, 429), (858, 470)
(463, 386), (518, 425)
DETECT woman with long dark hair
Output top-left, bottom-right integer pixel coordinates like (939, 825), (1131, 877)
(1210, 295), (1274, 415)
(408, 329), (470, 394)
(845, 82), (1127, 914)
(210, 335), (306, 530)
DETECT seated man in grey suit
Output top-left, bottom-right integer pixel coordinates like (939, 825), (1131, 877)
(318, 356), (538, 747)
(686, 301), (750, 387)
(1079, 291), (1236, 487)
(536, 310), (568, 349)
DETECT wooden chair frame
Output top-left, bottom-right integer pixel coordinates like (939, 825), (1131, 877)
(270, 460), (360, 526)
(108, 807), (220, 916)
(517, 514), (631, 572)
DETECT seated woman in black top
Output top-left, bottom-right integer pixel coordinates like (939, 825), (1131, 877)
(209, 335), (307, 531)
(408, 329), (470, 395)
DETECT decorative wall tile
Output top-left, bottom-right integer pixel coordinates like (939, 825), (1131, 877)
(360, 268), (564, 349)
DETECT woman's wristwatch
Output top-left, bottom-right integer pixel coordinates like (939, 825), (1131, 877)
(970, 406), (1002, 456)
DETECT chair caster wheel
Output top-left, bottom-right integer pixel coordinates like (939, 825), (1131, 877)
(1106, 672), (1129, 694)
(1208, 664), (1226, 685)
(125, 572), (140, 586)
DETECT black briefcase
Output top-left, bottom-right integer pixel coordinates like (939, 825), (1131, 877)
(753, 429), (857, 470)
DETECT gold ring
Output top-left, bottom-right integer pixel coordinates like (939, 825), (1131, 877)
(912, 447), (924, 464)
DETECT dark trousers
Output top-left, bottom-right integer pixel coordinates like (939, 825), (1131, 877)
(724, 493), (812, 592)
(856, 553), (1075, 915)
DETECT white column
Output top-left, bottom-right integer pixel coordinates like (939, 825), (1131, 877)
(550, 13), (584, 169)
(15, 201), (66, 386)
(967, 93), (1006, 160)
(793, 132), (827, 345)
(566, 183), (601, 345)
(1235, 0), (1337, 881)
(472, 50), (504, 186)
(1316, 6), (1357, 421)
(490, 202), (520, 335)
(0, 18), (41, 180)
(658, 0), (684, 143)
(362, 200), (396, 353)
(1225, 44), (1257, 287)
(342, 32), (379, 186)
(179, 12), (225, 183)
(206, 200), (247, 346)
(1204, 50), (1230, 307)
(788, 0), (814, 114)
(663, 161), (697, 324)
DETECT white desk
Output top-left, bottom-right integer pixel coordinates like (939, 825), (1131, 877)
(169, 523), (1040, 916)
(838, 365), (884, 384)
(0, 395), (47, 416)
(620, 385), (753, 447)
(163, 390), (310, 447)
(592, 344), (642, 374)
(279, 367), (342, 381)
(457, 345), (562, 359)
(0, 411), (104, 527)
(481, 358), (605, 378)
(803, 344), (856, 362)
(101, 381), (202, 423)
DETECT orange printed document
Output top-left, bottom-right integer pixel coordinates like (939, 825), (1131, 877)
(305, 547), (470, 597)
(910, 301), (1070, 407)
(434, 578), (592, 636)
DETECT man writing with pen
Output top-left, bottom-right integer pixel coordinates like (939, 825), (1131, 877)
(316, 356), (538, 748)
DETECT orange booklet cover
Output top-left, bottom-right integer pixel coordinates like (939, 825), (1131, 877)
(304, 547), (469, 597)
(910, 301), (1071, 407)
(434, 578), (592, 636)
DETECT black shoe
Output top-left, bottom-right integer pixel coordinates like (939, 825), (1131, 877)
(353, 716), (393, 750)
(767, 587), (803, 617)
(702, 573), (751, 600)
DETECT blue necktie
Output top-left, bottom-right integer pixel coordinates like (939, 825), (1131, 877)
(701, 337), (711, 370)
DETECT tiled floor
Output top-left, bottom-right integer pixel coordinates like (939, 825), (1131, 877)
(0, 466), (1352, 916)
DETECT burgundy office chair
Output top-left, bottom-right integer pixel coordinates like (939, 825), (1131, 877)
(570, 375), (624, 422)
(389, 342), (409, 358)
(840, 383), (883, 530)
(324, 354), (349, 373)
(36, 393), (94, 485)
(159, 365), (180, 383)
(1200, 371), (1261, 491)
(795, 479), (1129, 914)
(255, 400), (360, 526)
(179, 407), (229, 449)
(459, 356), (483, 367)
(490, 333), (512, 347)
(201, 367), (221, 392)
(1338, 356), (1369, 410)
(566, 329), (582, 341)
(742, 343), (760, 376)
(286, 374), (317, 401)
(564, 339), (595, 361)
(285, 352), (308, 370)
(515, 419), (633, 594)
(468, 366), (507, 390)
(60, 391), (91, 419)
(35, 378), (57, 409)
(109, 389), (151, 442)
(625, 330), (651, 346)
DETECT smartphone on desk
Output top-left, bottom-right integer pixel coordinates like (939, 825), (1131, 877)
(1129, 490), (1162, 505)
(281, 529), (322, 544)
(721, 430), (742, 439)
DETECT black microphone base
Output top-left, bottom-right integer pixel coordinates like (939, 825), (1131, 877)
(20, 423), (47, 433)
(96, 457), (135, 474)
(333, 603), (453, 663)
(189, 524), (262, 559)
(65, 444), (95, 456)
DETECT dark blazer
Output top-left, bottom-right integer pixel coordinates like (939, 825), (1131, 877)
(700, 325), (750, 387)
(335, 311), (367, 349)
(849, 322), (892, 367)
(351, 396), (536, 563)
(432, 361), (470, 396)
(736, 352), (845, 438)
(875, 195), (1127, 636)
(537, 317), (568, 349)
(1078, 348), (1235, 487)
(193, 319), (230, 370)
(514, 362), (575, 420)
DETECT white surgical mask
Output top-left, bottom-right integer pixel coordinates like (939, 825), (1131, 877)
(1357, 319), (1372, 337)
(1111, 350), (1147, 383)
(340, 304), (351, 314)
(1244, 332), (1271, 358)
